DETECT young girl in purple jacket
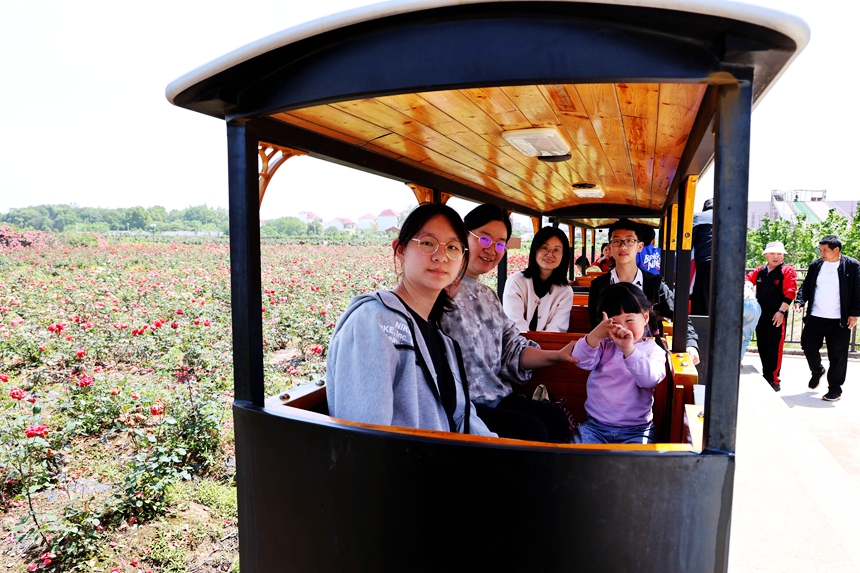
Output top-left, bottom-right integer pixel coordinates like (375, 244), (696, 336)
(571, 283), (667, 444)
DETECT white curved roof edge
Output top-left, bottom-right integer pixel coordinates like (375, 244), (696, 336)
(165, 0), (810, 106)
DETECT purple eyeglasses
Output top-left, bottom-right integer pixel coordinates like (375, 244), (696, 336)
(469, 231), (508, 254)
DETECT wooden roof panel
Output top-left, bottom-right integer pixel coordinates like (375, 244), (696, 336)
(274, 83), (708, 215)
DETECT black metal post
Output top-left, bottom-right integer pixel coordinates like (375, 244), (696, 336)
(703, 75), (752, 455)
(227, 120), (265, 406)
(498, 253), (508, 298)
(568, 225), (576, 281)
(590, 229), (595, 263)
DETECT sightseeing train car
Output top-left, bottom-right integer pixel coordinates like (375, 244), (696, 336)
(166, 1), (808, 571)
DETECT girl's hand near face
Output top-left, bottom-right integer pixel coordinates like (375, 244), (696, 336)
(586, 312), (615, 348)
(608, 324), (635, 357)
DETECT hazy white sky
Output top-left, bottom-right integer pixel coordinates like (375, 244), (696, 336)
(1, 0), (857, 224)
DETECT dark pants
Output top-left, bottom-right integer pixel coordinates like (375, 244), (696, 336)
(476, 394), (571, 443)
(756, 308), (787, 385)
(801, 315), (851, 396)
(691, 262), (710, 315)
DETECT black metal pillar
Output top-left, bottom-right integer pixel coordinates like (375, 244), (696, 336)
(497, 254), (508, 298)
(590, 229), (596, 263)
(703, 75), (752, 456)
(568, 225), (576, 281)
(227, 121), (265, 406)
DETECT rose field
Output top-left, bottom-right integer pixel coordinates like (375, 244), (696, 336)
(0, 227), (527, 572)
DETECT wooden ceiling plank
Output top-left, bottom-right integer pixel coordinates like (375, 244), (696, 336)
(286, 105), (391, 143)
(371, 133), (544, 210)
(274, 112), (370, 148)
(333, 98), (557, 207)
(542, 84), (589, 118)
(501, 85), (563, 127)
(616, 83), (660, 207)
(379, 93), (570, 201)
(416, 89), (573, 198)
(575, 84), (636, 201)
(553, 84), (621, 190)
(616, 83), (660, 119)
(623, 114), (658, 208)
(652, 84), (707, 206)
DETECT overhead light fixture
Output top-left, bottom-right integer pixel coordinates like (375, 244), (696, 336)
(572, 182), (605, 198)
(502, 127), (570, 159)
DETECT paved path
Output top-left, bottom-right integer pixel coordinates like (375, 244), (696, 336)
(729, 353), (860, 572)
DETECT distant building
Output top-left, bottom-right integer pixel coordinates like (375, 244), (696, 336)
(747, 190), (857, 229)
(298, 211), (323, 223)
(377, 209), (400, 232)
(323, 217), (356, 234)
(357, 213), (376, 231)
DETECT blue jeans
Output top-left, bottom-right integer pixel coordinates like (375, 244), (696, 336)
(572, 416), (654, 444)
(742, 298), (762, 357)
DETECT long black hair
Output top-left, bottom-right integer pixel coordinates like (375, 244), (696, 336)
(394, 203), (469, 322)
(597, 282), (662, 335)
(522, 226), (570, 286)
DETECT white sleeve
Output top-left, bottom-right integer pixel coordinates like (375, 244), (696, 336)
(502, 273), (531, 332)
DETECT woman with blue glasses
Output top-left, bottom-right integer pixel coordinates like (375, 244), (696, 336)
(502, 226), (573, 332)
(440, 204), (577, 442)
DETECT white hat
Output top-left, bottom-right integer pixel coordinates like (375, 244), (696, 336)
(763, 241), (787, 255)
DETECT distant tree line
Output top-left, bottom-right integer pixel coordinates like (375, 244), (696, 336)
(1, 204), (229, 233)
(746, 209), (860, 269)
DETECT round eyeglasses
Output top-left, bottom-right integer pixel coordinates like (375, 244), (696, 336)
(539, 246), (563, 256)
(609, 238), (641, 247)
(410, 236), (467, 260)
(470, 231), (508, 254)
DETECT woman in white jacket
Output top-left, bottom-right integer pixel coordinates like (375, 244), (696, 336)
(503, 226), (573, 332)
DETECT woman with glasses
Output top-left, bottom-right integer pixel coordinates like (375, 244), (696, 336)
(326, 203), (495, 435)
(502, 226), (573, 332)
(440, 204), (577, 442)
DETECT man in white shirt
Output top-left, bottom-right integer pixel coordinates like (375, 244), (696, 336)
(794, 235), (860, 401)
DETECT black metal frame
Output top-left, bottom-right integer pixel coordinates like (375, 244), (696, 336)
(168, 3), (802, 571)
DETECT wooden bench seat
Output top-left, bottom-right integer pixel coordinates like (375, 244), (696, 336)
(275, 334), (698, 445)
(520, 331), (697, 443)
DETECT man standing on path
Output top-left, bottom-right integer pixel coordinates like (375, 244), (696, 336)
(690, 198), (713, 315)
(745, 241), (797, 392)
(794, 235), (860, 401)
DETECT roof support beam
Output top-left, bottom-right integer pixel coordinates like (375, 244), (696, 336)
(704, 73), (753, 457)
(228, 121), (265, 407)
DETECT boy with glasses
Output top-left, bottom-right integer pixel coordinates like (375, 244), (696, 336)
(587, 219), (700, 364)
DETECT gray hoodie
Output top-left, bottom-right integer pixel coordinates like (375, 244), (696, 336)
(326, 290), (495, 436)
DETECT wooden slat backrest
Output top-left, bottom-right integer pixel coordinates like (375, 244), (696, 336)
(568, 306), (592, 333)
(520, 332), (590, 423)
(572, 292), (589, 306)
